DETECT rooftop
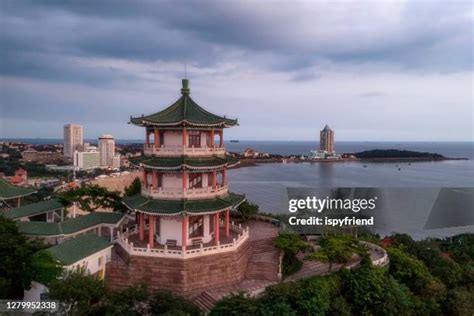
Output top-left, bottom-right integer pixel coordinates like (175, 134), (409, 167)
(124, 192), (245, 216)
(18, 212), (126, 237)
(5, 198), (63, 220)
(45, 234), (112, 266)
(130, 79), (238, 128)
(0, 178), (37, 200)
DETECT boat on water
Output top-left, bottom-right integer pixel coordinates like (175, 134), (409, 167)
(230, 140), (239, 143)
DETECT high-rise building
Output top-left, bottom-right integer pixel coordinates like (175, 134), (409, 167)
(64, 124), (84, 159)
(320, 125), (335, 153)
(98, 134), (115, 167)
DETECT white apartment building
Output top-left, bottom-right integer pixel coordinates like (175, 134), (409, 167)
(98, 134), (115, 167)
(64, 124), (84, 159)
(73, 147), (100, 170)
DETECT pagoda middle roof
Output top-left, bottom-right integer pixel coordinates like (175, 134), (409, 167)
(130, 79), (238, 128)
(129, 155), (240, 171)
(123, 192), (245, 216)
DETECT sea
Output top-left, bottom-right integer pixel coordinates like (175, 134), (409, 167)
(4, 139), (473, 238)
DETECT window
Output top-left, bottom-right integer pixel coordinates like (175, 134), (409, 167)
(188, 130), (201, 148)
(189, 173), (202, 188)
(189, 216), (204, 238)
(98, 256), (103, 267)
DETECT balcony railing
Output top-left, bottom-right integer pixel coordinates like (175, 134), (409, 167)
(116, 223), (249, 259)
(142, 185), (228, 200)
(144, 144), (226, 157)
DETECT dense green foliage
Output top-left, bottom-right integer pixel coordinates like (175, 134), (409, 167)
(58, 184), (126, 212)
(237, 201), (259, 221)
(354, 149), (444, 159)
(124, 177), (141, 197)
(0, 216), (61, 299)
(211, 233), (474, 315)
(274, 233), (309, 276)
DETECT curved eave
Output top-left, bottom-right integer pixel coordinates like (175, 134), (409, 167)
(123, 193), (245, 216)
(129, 118), (238, 128)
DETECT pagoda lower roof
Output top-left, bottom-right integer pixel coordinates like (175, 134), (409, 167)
(5, 198), (63, 220)
(123, 192), (245, 216)
(130, 155), (240, 171)
(0, 178), (37, 200)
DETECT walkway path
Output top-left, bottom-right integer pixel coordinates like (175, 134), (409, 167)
(192, 220), (280, 312)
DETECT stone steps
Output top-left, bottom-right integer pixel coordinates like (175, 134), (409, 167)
(191, 291), (217, 313)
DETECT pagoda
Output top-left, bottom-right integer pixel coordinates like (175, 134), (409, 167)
(109, 79), (251, 295)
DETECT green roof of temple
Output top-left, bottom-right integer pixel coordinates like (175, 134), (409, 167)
(129, 155), (240, 171)
(5, 198), (63, 220)
(123, 192), (245, 216)
(130, 79), (238, 128)
(45, 234), (112, 266)
(0, 178), (37, 200)
(18, 212), (126, 237)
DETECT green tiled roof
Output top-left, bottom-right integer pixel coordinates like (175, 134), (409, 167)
(0, 178), (36, 199)
(130, 79), (238, 128)
(130, 155), (240, 170)
(5, 198), (63, 220)
(45, 234), (112, 266)
(123, 192), (245, 216)
(18, 212), (126, 237)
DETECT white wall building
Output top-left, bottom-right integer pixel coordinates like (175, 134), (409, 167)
(73, 147), (101, 170)
(63, 124), (84, 159)
(98, 134), (115, 167)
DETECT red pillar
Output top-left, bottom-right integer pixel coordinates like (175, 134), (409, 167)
(182, 127), (187, 146)
(149, 215), (155, 248)
(139, 213), (144, 241)
(154, 128), (160, 146)
(215, 212), (220, 244)
(222, 169), (227, 186)
(182, 172), (187, 191)
(152, 171), (158, 190)
(219, 130), (223, 147)
(146, 129), (150, 145)
(142, 169), (148, 187)
(212, 170), (217, 189)
(225, 208), (230, 237)
(182, 216), (188, 249)
(210, 128), (215, 148)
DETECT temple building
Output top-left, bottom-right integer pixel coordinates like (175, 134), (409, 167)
(107, 79), (250, 296)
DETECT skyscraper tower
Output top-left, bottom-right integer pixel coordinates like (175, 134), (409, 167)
(98, 134), (115, 167)
(320, 125), (334, 153)
(63, 123), (83, 159)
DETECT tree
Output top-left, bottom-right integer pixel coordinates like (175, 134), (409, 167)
(124, 177), (142, 197)
(101, 284), (150, 315)
(274, 233), (309, 276)
(0, 216), (60, 299)
(148, 290), (201, 316)
(48, 269), (106, 315)
(58, 184), (125, 213)
(237, 201), (259, 221)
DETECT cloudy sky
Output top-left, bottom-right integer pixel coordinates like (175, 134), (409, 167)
(0, 1), (472, 141)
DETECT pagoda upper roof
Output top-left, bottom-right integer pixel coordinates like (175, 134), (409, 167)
(130, 79), (238, 128)
(123, 192), (245, 216)
(129, 155), (240, 171)
(0, 178), (37, 200)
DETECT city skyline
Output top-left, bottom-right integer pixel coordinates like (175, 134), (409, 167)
(0, 1), (472, 142)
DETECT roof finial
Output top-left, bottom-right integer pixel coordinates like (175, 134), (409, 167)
(181, 77), (190, 95)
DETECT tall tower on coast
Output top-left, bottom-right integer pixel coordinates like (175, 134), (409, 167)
(320, 125), (335, 153)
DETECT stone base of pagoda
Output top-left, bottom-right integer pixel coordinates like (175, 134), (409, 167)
(105, 234), (251, 296)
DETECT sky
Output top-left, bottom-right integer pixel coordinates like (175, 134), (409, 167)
(0, 1), (473, 141)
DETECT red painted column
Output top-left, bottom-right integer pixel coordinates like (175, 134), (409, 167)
(142, 169), (148, 187)
(154, 128), (160, 146)
(182, 172), (187, 191)
(215, 212), (220, 244)
(146, 129), (150, 145)
(219, 130), (223, 147)
(212, 170), (217, 189)
(149, 215), (155, 248)
(225, 208), (230, 237)
(222, 169), (227, 186)
(139, 213), (144, 241)
(152, 171), (158, 190)
(210, 128), (215, 148)
(182, 127), (187, 146)
(182, 216), (188, 249)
